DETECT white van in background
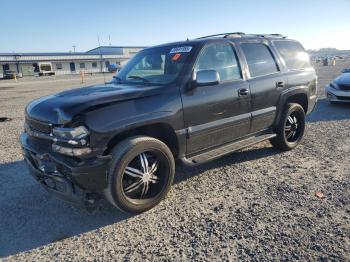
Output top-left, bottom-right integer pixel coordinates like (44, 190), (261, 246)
(38, 63), (55, 76)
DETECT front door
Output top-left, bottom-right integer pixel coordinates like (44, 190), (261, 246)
(70, 62), (76, 72)
(181, 42), (251, 155)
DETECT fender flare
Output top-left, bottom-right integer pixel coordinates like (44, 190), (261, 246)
(274, 86), (309, 125)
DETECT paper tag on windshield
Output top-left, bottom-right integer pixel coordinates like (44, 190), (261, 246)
(170, 46), (192, 54)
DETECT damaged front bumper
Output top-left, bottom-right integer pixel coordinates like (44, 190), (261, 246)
(20, 133), (110, 206)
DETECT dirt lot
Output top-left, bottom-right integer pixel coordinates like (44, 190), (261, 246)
(0, 63), (349, 261)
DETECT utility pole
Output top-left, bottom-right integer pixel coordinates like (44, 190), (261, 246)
(72, 45), (76, 52)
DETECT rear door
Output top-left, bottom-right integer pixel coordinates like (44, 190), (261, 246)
(181, 42), (251, 155)
(238, 40), (286, 133)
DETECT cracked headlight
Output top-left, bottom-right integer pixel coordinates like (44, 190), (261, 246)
(53, 126), (89, 140)
(52, 126), (91, 156)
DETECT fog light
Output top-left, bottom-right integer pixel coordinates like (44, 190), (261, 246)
(52, 144), (92, 156)
(327, 92), (335, 99)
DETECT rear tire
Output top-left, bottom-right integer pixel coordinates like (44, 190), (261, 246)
(105, 136), (175, 213)
(270, 103), (305, 151)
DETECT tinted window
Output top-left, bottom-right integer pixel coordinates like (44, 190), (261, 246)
(241, 43), (279, 77)
(274, 40), (311, 69)
(195, 43), (241, 81)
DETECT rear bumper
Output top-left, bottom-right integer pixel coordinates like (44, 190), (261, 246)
(20, 133), (110, 204)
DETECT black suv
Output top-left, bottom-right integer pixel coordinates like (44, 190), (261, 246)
(21, 33), (317, 213)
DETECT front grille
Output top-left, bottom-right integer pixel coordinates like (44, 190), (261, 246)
(336, 95), (350, 101)
(339, 84), (350, 91)
(26, 117), (52, 134)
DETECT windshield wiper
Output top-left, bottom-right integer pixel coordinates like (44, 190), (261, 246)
(112, 76), (122, 83)
(127, 75), (149, 83)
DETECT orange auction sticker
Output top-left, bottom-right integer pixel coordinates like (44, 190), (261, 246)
(172, 53), (182, 61)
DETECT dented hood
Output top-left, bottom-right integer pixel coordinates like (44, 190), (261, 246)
(26, 83), (160, 124)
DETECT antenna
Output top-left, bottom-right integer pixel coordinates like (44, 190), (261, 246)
(97, 34), (106, 84)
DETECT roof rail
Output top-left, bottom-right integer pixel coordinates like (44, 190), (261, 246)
(196, 32), (287, 40)
(196, 32), (245, 39)
(256, 34), (287, 38)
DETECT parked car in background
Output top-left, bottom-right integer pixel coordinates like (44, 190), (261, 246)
(3, 70), (22, 79)
(326, 66), (350, 103)
(21, 32), (317, 213)
(107, 64), (121, 73)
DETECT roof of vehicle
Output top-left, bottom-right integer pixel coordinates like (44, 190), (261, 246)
(148, 32), (295, 50)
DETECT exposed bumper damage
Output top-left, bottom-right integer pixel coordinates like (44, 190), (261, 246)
(20, 133), (110, 206)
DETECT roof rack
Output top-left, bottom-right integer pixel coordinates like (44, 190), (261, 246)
(256, 33), (287, 38)
(196, 32), (246, 39)
(196, 32), (287, 40)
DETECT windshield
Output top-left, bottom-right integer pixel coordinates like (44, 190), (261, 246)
(115, 45), (193, 85)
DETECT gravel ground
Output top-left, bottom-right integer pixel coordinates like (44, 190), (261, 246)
(0, 62), (349, 261)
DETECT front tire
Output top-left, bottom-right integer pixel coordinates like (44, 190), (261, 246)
(270, 103), (305, 151)
(105, 136), (175, 213)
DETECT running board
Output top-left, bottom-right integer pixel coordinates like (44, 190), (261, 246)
(181, 133), (276, 165)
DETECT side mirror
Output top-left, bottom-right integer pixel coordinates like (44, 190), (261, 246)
(342, 69), (346, 73)
(194, 70), (220, 87)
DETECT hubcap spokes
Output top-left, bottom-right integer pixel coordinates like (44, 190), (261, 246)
(285, 114), (299, 141)
(123, 153), (159, 198)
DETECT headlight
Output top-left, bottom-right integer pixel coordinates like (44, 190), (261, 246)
(52, 144), (92, 156)
(52, 126), (91, 156)
(330, 82), (339, 90)
(53, 126), (89, 140)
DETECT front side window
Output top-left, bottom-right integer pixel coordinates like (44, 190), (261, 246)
(274, 40), (311, 70)
(116, 45), (193, 85)
(195, 43), (241, 81)
(241, 43), (279, 77)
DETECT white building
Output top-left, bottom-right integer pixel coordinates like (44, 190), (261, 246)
(0, 46), (145, 77)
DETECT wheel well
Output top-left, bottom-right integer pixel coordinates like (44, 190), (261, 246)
(286, 93), (308, 113)
(104, 123), (179, 157)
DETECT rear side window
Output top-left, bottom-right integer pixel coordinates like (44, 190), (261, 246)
(241, 43), (279, 77)
(195, 43), (242, 81)
(274, 40), (311, 70)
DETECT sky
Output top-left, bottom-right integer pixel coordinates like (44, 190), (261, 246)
(0, 0), (349, 53)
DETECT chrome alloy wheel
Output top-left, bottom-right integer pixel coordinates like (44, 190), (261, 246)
(284, 113), (301, 142)
(122, 152), (166, 201)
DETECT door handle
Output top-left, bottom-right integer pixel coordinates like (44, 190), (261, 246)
(276, 81), (285, 88)
(238, 88), (249, 96)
